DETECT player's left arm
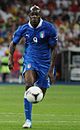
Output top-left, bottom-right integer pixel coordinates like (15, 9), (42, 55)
(48, 24), (58, 84)
(48, 44), (57, 84)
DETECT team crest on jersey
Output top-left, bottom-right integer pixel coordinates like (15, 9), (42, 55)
(40, 31), (44, 38)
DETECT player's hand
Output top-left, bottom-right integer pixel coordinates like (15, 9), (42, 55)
(48, 69), (55, 85)
(8, 54), (14, 70)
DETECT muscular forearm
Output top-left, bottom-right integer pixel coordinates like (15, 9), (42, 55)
(48, 45), (57, 84)
(8, 42), (16, 70)
(9, 41), (16, 56)
(50, 45), (57, 70)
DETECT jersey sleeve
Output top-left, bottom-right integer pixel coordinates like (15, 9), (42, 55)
(48, 25), (58, 47)
(12, 26), (23, 45)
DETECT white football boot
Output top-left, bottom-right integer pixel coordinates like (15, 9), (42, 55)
(23, 119), (32, 128)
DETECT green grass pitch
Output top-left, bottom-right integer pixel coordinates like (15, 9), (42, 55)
(0, 84), (80, 130)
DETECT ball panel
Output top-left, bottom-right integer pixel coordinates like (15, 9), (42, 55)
(26, 92), (35, 102)
(25, 86), (43, 103)
(37, 93), (43, 102)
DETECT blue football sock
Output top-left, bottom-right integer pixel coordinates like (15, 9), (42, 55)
(24, 98), (32, 121)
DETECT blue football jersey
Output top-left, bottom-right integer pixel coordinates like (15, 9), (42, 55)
(12, 19), (58, 66)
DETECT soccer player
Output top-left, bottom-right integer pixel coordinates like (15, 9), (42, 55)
(8, 5), (58, 128)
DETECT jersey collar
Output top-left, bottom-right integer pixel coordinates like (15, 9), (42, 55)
(28, 18), (43, 28)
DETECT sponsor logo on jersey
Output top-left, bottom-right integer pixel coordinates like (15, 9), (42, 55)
(26, 34), (29, 38)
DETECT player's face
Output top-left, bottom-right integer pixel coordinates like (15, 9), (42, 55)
(29, 10), (41, 27)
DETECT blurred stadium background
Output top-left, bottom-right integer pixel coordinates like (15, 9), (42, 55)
(0, 0), (80, 83)
(0, 1), (80, 130)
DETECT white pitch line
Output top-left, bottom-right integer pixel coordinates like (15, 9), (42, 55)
(0, 113), (80, 117)
(0, 120), (80, 123)
(0, 113), (23, 115)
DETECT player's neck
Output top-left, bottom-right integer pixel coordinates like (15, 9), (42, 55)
(28, 18), (43, 29)
(30, 21), (40, 28)
(31, 23), (39, 28)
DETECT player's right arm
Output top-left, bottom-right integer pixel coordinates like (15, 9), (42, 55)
(8, 41), (16, 70)
(8, 25), (23, 70)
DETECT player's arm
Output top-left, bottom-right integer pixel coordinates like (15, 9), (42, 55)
(8, 41), (16, 70)
(48, 24), (58, 84)
(48, 44), (57, 84)
(8, 25), (23, 70)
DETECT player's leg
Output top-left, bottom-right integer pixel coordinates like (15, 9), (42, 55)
(35, 74), (48, 99)
(24, 70), (37, 90)
(23, 70), (37, 128)
(40, 67), (56, 99)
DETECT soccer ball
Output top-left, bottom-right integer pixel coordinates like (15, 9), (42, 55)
(24, 86), (43, 103)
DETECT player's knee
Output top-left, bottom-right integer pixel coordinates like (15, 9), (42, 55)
(24, 70), (37, 90)
(25, 81), (34, 90)
(24, 76), (35, 89)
